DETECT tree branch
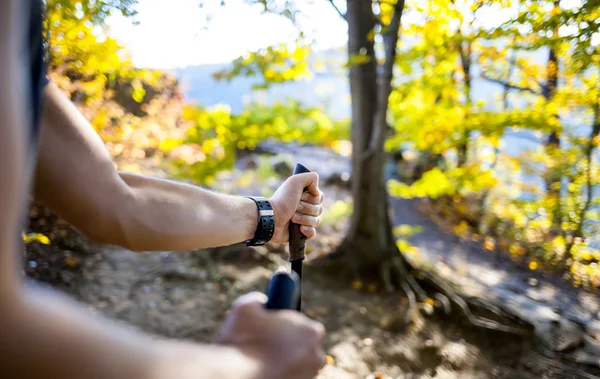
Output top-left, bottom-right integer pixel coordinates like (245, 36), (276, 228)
(327, 0), (345, 20)
(369, 0), (405, 152)
(480, 72), (540, 96)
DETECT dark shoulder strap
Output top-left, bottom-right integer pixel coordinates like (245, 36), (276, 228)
(28, 0), (48, 144)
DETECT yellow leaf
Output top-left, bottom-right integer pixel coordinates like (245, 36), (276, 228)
(292, 46), (308, 61)
(347, 53), (371, 67)
(23, 233), (51, 245)
(264, 68), (276, 80)
(351, 280), (363, 290)
(529, 261), (538, 270)
(509, 244), (525, 255)
(158, 138), (181, 152)
(325, 355), (335, 366)
(424, 298), (435, 306)
(65, 256), (81, 268)
(484, 237), (495, 251)
(367, 283), (378, 293)
(367, 29), (375, 42)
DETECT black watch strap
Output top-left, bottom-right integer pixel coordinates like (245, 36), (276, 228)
(245, 196), (275, 246)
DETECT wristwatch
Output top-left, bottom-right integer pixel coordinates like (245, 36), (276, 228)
(245, 196), (275, 246)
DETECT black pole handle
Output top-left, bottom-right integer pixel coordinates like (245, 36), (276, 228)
(288, 163), (311, 263)
(265, 271), (300, 310)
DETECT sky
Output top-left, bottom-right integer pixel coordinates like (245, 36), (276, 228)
(105, 0), (348, 69)
(104, 0), (597, 70)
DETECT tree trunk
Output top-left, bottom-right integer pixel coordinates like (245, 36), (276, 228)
(544, 1), (562, 230)
(457, 40), (472, 167)
(341, 0), (405, 275)
(544, 46), (562, 231)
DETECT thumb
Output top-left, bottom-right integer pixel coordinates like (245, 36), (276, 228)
(291, 172), (320, 198)
(232, 291), (268, 309)
(216, 291), (268, 344)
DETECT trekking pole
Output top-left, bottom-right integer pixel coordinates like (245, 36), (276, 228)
(288, 163), (310, 312)
(265, 163), (311, 312)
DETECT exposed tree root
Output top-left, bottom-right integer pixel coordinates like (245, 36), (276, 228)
(388, 254), (532, 336)
(381, 260), (419, 326)
(318, 242), (532, 337)
(533, 350), (600, 379)
(318, 241), (600, 377)
(533, 334), (600, 377)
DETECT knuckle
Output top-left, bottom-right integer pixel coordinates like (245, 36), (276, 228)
(313, 321), (326, 340)
(306, 321), (325, 343)
(233, 300), (260, 317)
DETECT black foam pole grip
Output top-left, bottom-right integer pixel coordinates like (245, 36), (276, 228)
(265, 271), (300, 310)
(288, 163), (311, 262)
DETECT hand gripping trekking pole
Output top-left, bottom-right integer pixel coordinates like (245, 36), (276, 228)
(265, 163), (311, 312)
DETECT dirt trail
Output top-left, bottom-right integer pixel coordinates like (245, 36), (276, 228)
(392, 197), (600, 368)
(21, 144), (600, 378)
(22, 194), (598, 378)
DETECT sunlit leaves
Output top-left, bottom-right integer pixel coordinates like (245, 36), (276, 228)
(386, 0), (600, 287)
(46, 0), (139, 26)
(213, 43), (312, 89)
(321, 200), (352, 226)
(45, 0), (161, 108)
(393, 224), (423, 238)
(388, 168), (456, 199)
(131, 78), (146, 103)
(170, 101), (349, 184)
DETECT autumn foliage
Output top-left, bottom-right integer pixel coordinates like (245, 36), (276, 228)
(38, 0), (600, 288)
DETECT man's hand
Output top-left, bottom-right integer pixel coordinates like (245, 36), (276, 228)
(269, 172), (324, 243)
(216, 292), (326, 379)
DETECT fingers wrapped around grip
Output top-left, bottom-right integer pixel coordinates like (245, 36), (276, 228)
(292, 213), (321, 228)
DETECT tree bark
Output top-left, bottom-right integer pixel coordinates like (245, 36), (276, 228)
(341, 0), (405, 275)
(457, 39), (472, 167)
(454, 1), (479, 168)
(544, 29), (562, 230)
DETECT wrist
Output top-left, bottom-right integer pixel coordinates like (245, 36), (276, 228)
(244, 196), (275, 246)
(241, 197), (259, 242)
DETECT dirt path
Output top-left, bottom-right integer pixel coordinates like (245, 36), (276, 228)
(392, 197), (600, 371)
(22, 235), (571, 379)
(21, 145), (600, 378)
(23, 196), (599, 378)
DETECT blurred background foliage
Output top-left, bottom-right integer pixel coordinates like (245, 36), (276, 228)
(42, 0), (599, 288)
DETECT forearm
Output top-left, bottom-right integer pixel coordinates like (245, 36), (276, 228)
(34, 83), (259, 252)
(115, 173), (258, 251)
(0, 284), (262, 379)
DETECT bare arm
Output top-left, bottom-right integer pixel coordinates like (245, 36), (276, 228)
(33, 83), (322, 252)
(0, 2), (261, 379)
